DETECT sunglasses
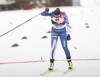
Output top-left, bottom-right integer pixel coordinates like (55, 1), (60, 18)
(53, 14), (60, 17)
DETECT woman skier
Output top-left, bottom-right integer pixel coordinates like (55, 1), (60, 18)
(41, 8), (73, 70)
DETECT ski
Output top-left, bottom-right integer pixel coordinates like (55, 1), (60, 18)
(40, 68), (58, 75)
(63, 67), (76, 74)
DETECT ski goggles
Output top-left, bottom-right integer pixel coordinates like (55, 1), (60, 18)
(53, 14), (60, 18)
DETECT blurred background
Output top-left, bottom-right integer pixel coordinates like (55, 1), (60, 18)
(0, 0), (100, 11)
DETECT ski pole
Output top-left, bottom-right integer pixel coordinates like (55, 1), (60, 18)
(0, 11), (43, 37)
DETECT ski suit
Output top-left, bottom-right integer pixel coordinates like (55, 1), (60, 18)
(41, 11), (71, 59)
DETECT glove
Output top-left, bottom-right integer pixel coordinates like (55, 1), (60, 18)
(67, 34), (71, 40)
(44, 8), (49, 12)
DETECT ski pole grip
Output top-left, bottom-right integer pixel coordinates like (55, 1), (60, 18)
(45, 8), (49, 12)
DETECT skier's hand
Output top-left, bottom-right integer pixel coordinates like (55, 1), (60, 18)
(44, 8), (49, 12)
(67, 34), (71, 41)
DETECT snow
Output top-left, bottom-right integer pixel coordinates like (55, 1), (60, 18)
(0, 3), (100, 77)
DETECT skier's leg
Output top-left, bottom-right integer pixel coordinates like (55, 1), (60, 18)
(60, 33), (71, 59)
(60, 32), (73, 69)
(49, 33), (58, 70)
(50, 34), (58, 59)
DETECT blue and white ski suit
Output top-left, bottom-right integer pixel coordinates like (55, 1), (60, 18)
(41, 11), (71, 59)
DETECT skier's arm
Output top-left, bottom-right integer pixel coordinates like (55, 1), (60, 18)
(41, 12), (52, 16)
(64, 13), (71, 40)
(64, 13), (71, 34)
(41, 8), (52, 17)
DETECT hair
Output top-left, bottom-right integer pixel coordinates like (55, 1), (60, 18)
(54, 8), (60, 15)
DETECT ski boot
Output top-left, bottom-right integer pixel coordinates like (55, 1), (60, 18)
(67, 59), (73, 70)
(48, 59), (54, 71)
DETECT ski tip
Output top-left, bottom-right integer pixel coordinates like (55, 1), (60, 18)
(40, 68), (58, 75)
(54, 68), (58, 70)
(63, 67), (76, 74)
(73, 67), (76, 69)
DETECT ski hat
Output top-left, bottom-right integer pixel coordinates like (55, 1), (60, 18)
(53, 8), (61, 17)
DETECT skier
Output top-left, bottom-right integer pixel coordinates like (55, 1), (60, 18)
(41, 8), (73, 70)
